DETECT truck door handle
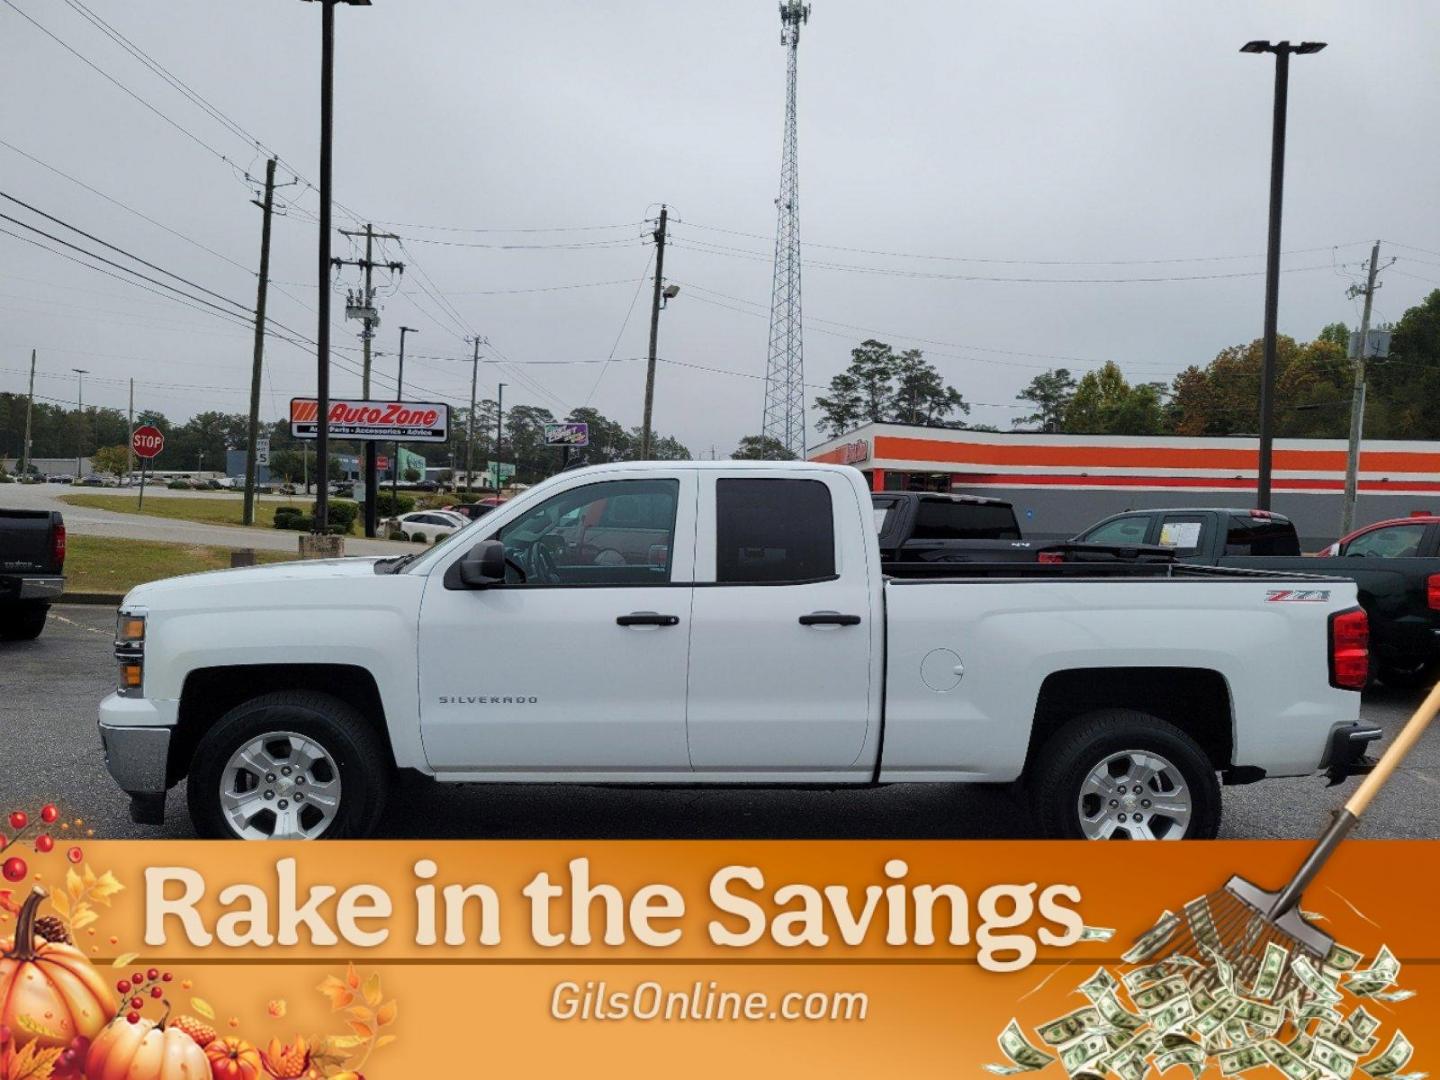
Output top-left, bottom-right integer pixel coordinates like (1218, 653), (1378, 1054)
(799, 612), (861, 626)
(616, 612), (680, 627)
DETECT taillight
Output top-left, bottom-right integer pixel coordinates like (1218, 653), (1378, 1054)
(1428, 573), (1440, 611)
(1328, 608), (1369, 691)
(52, 524), (66, 569)
(1038, 551), (1064, 564)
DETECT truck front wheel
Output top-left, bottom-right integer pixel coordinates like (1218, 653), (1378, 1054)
(1029, 709), (1220, 840)
(187, 691), (389, 840)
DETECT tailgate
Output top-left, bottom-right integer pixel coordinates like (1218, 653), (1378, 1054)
(0, 511), (57, 574)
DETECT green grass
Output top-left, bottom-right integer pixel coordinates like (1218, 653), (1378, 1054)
(65, 535), (294, 594)
(60, 492), (308, 529)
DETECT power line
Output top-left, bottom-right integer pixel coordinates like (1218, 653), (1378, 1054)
(586, 250), (655, 406)
(673, 219), (1371, 268)
(0, 191), (253, 317)
(371, 220), (644, 235)
(668, 237), (1341, 285)
(0, 137), (251, 274)
(0, 0), (235, 166)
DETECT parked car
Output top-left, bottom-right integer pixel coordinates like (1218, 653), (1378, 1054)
(873, 492), (1173, 568)
(99, 461), (1376, 840)
(1074, 507), (1440, 687)
(0, 509), (65, 640)
(389, 511), (466, 543)
(443, 503), (494, 522)
(410, 480), (439, 492)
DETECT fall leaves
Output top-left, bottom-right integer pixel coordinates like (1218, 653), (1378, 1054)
(314, 964), (397, 1076)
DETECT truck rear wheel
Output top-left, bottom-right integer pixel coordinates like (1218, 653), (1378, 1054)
(1029, 709), (1220, 840)
(0, 602), (49, 641)
(187, 691), (389, 840)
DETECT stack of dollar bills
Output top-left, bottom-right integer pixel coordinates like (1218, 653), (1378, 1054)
(986, 912), (1421, 1080)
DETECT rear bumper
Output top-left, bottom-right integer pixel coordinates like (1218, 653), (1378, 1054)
(1, 574), (64, 602)
(1320, 722), (1384, 785)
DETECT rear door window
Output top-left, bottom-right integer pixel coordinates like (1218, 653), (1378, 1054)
(716, 478), (835, 584)
(1155, 515), (1206, 556)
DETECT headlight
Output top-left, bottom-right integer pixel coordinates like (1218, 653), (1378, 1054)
(114, 612), (145, 695)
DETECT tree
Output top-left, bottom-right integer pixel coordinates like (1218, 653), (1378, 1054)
(813, 338), (969, 433)
(268, 449), (304, 485)
(404, 466), (422, 482)
(92, 444), (130, 477)
(1013, 368), (1077, 431)
(814, 372), (864, 437)
(731, 434), (794, 460)
(893, 349), (969, 426)
(1062, 362), (1169, 435)
(850, 339), (899, 421)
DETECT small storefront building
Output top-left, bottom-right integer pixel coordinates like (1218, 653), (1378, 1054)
(809, 423), (1440, 547)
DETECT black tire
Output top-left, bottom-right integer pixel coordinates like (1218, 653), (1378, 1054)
(1377, 659), (1437, 690)
(0, 603), (49, 641)
(1029, 708), (1221, 840)
(187, 691), (389, 839)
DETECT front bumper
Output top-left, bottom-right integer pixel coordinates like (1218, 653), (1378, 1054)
(98, 721), (171, 794)
(1320, 722), (1384, 786)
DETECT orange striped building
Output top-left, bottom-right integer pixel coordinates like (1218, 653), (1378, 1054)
(809, 423), (1440, 546)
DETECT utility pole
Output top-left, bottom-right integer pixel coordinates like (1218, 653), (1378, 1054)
(302, 0), (371, 536)
(495, 382), (506, 493)
(20, 349), (35, 479)
(72, 368), (87, 478)
(1241, 39), (1326, 510)
(391, 325), (417, 513)
(1340, 240), (1392, 537)
(244, 157), (278, 525)
(641, 204), (668, 459)
(336, 223), (402, 536)
(127, 378), (134, 482)
(466, 337), (480, 494)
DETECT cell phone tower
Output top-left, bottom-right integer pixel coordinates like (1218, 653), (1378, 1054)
(761, 1), (811, 459)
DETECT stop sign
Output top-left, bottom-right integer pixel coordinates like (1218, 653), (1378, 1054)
(131, 425), (164, 460)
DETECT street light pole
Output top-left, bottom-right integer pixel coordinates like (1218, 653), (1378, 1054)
(302, 0), (371, 534)
(390, 325), (416, 514)
(72, 368), (87, 477)
(1241, 39), (1325, 511)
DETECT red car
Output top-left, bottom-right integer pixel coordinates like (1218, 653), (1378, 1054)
(1317, 514), (1440, 558)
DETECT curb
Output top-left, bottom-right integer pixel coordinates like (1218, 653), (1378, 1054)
(58, 593), (126, 607)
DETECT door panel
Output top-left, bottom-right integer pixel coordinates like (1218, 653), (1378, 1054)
(685, 473), (878, 772)
(417, 473), (697, 772)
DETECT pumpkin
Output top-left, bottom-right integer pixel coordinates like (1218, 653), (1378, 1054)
(0, 888), (115, 1049)
(86, 1013), (210, 1080)
(206, 1036), (264, 1080)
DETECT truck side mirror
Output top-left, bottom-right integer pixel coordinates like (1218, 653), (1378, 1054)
(458, 540), (507, 588)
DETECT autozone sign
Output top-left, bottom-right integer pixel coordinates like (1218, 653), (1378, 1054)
(290, 399), (449, 442)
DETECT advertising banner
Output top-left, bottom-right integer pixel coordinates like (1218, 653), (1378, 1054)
(0, 834), (1433, 1077)
(289, 399), (449, 443)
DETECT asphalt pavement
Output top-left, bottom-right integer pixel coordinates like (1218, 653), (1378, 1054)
(3, 604), (1437, 841)
(5, 482), (413, 556)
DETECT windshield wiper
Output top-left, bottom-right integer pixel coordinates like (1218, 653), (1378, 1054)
(374, 552), (421, 575)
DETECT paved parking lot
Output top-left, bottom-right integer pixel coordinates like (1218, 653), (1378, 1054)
(4, 604), (1437, 841)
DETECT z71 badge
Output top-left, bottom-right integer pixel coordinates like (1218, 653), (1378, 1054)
(1264, 589), (1332, 602)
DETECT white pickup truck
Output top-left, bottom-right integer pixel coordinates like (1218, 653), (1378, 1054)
(97, 461), (1380, 841)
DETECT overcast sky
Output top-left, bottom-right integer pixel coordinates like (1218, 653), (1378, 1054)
(4, 0), (1440, 456)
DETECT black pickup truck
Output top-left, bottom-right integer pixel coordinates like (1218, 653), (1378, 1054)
(0, 509), (65, 640)
(1074, 507), (1440, 687)
(874, 492), (1172, 566)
